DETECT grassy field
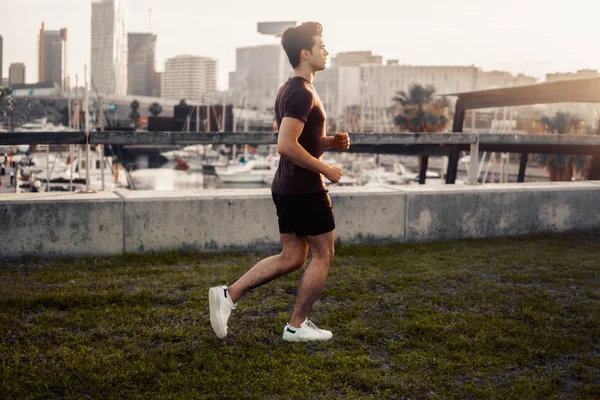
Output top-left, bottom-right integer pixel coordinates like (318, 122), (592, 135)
(1, 233), (599, 399)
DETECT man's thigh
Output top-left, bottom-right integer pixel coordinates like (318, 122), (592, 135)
(306, 230), (335, 260)
(280, 232), (309, 260)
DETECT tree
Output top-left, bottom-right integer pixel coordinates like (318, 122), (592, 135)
(538, 111), (588, 181)
(0, 87), (12, 102)
(392, 84), (449, 133)
(539, 111), (581, 135)
(129, 99), (140, 128)
(149, 102), (162, 117)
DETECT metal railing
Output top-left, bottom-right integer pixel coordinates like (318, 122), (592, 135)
(1, 131), (600, 184)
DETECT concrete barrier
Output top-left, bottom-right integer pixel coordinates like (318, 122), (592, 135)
(116, 186), (406, 252)
(404, 182), (600, 242)
(1, 182), (598, 257)
(0, 192), (123, 257)
(329, 186), (406, 244)
(117, 189), (279, 253)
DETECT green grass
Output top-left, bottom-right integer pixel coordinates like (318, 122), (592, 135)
(1, 233), (599, 399)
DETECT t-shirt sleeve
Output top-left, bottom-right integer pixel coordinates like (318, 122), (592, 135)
(283, 88), (314, 124)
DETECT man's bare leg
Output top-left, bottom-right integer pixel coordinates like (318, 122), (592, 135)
(227, 233), (308, 303)
(288, 230), (335, 328)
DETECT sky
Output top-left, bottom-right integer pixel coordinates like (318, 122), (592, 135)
(1, 0), (600, 90)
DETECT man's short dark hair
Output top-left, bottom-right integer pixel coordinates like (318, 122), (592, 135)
(281, 22), (323, 69)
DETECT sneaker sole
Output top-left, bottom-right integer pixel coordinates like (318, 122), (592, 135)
(208, 287), (226, 339)
(282, 333), (332, 342)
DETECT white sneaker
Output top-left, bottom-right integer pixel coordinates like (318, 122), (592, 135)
(208, 286), (236, 339)
(282, 319), (333, 342)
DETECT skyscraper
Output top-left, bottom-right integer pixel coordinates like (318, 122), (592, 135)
(161, 55), (217, 102)
(228, 44), (289, 111)
(38, 23), (68, 90)
(127, 33), (157, 97)
(91, 0), (127, 95)
(9, 63), (26, 85)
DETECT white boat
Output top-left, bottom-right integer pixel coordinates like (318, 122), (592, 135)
(129, 168), (186, 191)
(16, 118), (67, 132)
(128, 160), (204, 190)
(392, 162), (420, 183)
(26, 152), (70, 181)
(215, 159), (276, 184)
(160, 145), (225, 172)
(359, 163), (416, 186)
(160, 145), (207, 161)
(14, 118), (68, 154)
(360, 167), (404, 186)
(61, 153), (129, 190)
(327, 175), (359, 187)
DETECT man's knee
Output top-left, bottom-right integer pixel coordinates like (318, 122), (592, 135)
(313, 245), (334, 265)
(281, 249), (307, 271)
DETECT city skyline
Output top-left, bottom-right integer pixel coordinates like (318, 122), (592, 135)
(1, 0), (599, 91)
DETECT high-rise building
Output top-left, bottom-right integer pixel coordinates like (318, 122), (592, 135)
(9, 63), (26, 85)
(38, 23), (68, 90)
(228, 44), (290, 111)
(313, 66), (361, 131)
(545, 69), (599, 83)
(91, 0), (127, 95)
(155, 71), (161, 98)
(545, 69), (600, 123)
(332, 51), (383, 67)
(363, 64), (478, 98)
(0, 35), (3, 86)
(161, 55), (217, 102)
(474, 70), (537, 90)
(314, 63), (479, 132)
(127, 33), (157, 97)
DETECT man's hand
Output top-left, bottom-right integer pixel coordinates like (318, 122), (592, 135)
(323, 164), (343, 183)
(331, 132), (350, 150)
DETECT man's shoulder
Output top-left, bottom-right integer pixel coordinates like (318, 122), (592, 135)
(285, 82), (315, 104)
(283, 77), (314, 95)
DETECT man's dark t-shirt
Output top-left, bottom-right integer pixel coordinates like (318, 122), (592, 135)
(271, 76), (326, 195)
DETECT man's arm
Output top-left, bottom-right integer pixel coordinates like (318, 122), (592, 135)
(277, 117), (342, 183)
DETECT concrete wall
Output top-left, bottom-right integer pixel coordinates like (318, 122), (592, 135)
(0, 192), (123, 256)
(1, 182), (599, 257)
(118, 189), (280, 253)
(403, 182), (600, 242)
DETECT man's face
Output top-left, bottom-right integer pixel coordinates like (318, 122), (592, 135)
(307, 35), (328, 71)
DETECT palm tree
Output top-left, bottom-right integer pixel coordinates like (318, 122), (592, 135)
(392, 84), (449, 133)
(538, 111), (588, 181)
(129, 99), (140, 128)
(149, 102), (162, 117)
(539, 111), (581, 135)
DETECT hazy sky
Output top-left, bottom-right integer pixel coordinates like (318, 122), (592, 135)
(1, 0), (599, 90)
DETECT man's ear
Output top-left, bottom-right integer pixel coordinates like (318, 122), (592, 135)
(300, 49), (309, 60)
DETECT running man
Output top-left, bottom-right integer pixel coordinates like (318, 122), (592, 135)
(209, 21), (350, 342)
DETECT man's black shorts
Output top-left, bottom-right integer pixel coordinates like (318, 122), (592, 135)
(271, 191), (335, 237)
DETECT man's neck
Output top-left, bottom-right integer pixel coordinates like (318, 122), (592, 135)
(292, 66), (315, 84)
